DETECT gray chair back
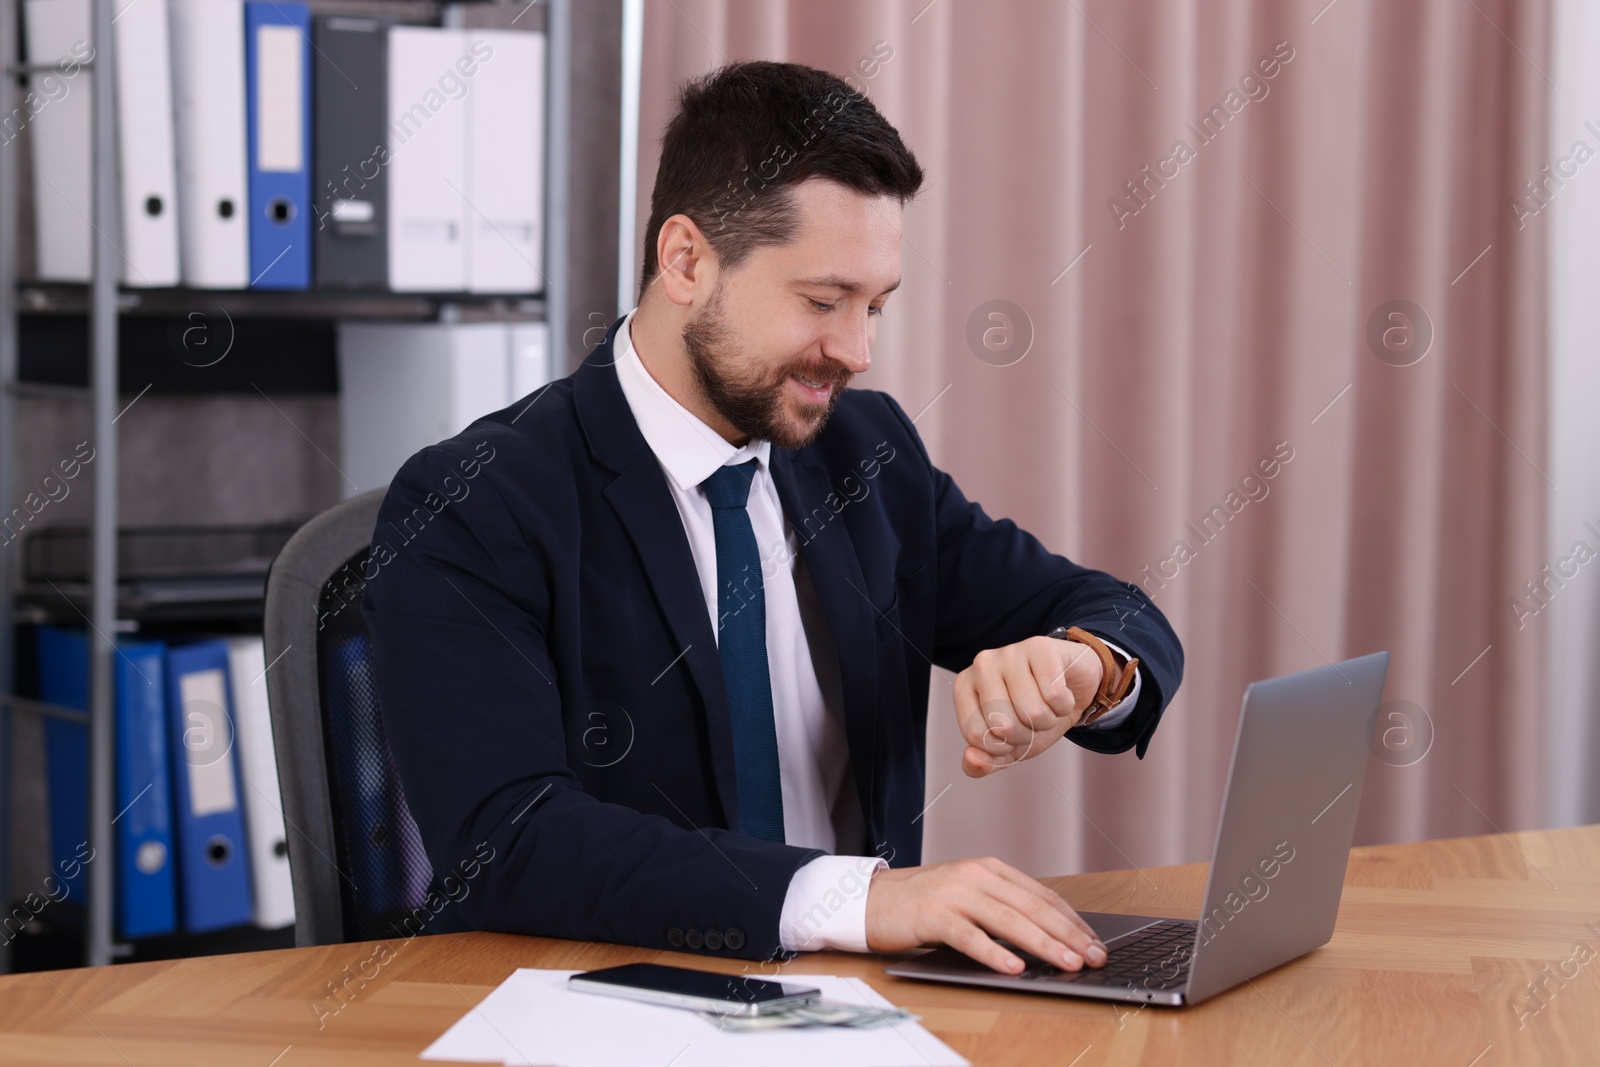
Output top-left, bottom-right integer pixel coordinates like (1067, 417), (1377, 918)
(263, 488), (435, 946)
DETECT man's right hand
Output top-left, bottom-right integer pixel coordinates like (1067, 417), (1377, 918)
(863, 856), (1108, 973)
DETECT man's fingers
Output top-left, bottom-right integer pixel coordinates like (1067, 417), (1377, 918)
(1001, 657), (1058, 733)
(972, 666), (1022, 751)
(953, 673), (984, 747)
(979, 873), (1103, 965)
(955, 642), (1072, 775)
(948, 859), (1103, 966)
(962, 742), (1020, 776)
(1027, 640), (1081, 722)
(866, 859), (1108, 973)
(954, 635), (1107, 774)
(961, 743), (1020, 777)
(980, 858), (1102, 946)
(956, 887), (1096, 973)
(941, 920), (1026, 975)
(961, 745), (992, 778)
(958, 708), (1019, 761)
(955, 671), (1023, 753)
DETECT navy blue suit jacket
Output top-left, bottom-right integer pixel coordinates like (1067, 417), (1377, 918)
(362, 315), (1183, 960)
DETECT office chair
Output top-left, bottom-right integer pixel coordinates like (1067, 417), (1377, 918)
(263, 488), (437, 947)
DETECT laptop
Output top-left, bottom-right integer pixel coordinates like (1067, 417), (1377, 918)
(886, 651), (1390, 1006)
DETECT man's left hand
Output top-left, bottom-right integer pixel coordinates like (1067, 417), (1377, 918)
(954, 635), (1105, 778)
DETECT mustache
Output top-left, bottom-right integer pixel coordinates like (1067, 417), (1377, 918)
(782, 361), (852, 387)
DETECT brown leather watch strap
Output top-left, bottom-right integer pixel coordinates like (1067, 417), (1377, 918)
(1052, 626), (1139, 725)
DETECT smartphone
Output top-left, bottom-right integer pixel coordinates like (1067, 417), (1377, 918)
(567, 963), (821, 1017)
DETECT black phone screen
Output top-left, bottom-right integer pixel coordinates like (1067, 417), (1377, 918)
(573, 963), (816, 1005)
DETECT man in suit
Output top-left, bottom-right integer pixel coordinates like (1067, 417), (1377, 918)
(363, 59), (1182, 977)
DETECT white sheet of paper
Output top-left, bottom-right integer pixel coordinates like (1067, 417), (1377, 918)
(420, 969), (968, 1067)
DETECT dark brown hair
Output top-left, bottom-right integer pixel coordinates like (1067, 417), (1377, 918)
(638, 60), (924, 299)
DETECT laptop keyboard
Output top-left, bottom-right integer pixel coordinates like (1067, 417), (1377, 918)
(1015, 918), (1197, 992)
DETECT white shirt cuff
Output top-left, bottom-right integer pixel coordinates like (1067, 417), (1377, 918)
(778, 854), (887, 953)
(1077, 637), (1141, 731)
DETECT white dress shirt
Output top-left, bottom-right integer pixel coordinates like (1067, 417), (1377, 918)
(611, 307), (1141, 953)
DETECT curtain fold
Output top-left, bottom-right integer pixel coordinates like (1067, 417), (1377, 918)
(636, 0), (1550, 874)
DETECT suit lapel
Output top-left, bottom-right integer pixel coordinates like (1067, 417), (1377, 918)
(769, 450), (881, 846)
(603, 462), (742, 829)
(574, 320), (742, 830)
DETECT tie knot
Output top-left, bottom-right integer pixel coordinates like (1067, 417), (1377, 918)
(701, 459), (759, 510)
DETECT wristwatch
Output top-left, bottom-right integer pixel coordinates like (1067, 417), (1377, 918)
(1046, 625), (1139, 726)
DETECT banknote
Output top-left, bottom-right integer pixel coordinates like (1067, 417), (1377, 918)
(701, 997), (919, 1031)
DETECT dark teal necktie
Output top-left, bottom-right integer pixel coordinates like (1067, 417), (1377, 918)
(700, 459), (785, 843)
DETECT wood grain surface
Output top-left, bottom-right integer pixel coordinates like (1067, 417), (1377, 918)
(0, 825), (1594, 1066)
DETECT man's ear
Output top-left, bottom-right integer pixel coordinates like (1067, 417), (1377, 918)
(655, 214), (713, 308)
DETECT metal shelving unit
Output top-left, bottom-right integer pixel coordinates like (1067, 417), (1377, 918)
(0, 0), (20, 982)
(15, 282), (546, 322)
(0, 0), (620, 972)
(0, 0), (123, 974)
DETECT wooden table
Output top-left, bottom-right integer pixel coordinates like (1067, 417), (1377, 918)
(1, 825), (1595, 1066)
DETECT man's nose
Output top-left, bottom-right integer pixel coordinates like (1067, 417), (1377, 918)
(823, 313), (873, 375)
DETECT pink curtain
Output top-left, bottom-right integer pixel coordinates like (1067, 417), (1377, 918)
(636, 0), (1550, 875)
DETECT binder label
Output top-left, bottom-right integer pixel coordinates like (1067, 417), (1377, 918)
(256, 24), (305, 173)
(179, 668), (239, 816)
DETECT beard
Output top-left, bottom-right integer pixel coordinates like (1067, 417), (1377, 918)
(682, 281), (852, 449)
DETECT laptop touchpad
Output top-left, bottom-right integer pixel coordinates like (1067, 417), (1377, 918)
(1075, 911), (1170, 946)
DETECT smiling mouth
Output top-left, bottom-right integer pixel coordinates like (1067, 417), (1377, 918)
(791, 365), (850, 392)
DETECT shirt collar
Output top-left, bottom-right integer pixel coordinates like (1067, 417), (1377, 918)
(612, 306), (771, 494)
